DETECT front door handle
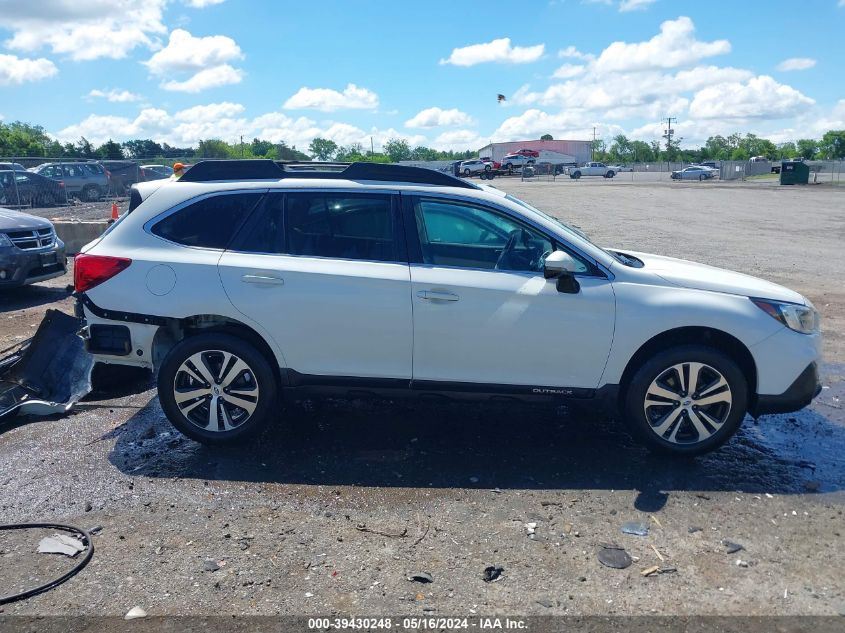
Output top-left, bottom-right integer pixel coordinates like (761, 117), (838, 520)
(417, 290), (459, 302)
(242, 274), (284, 286)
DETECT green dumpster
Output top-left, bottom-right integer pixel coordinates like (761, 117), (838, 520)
(780, 160), (810, 185)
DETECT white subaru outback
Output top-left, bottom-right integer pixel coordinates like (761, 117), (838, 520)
(74, 160), (822, 455)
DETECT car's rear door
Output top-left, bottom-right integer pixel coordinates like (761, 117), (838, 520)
(406, 194), (615, 390)
(218, 190), (413, 381)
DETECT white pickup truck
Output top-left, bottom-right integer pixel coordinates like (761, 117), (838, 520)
(567, 162), (617, 179)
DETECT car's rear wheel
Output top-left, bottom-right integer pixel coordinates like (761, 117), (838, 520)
(624, 345), (747, 455)
(82, 185), (101, 202)
(158, 333), (278, 445)
(463, 168), (471, 177)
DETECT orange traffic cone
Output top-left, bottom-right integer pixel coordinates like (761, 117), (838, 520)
(111, 202), (119, 221)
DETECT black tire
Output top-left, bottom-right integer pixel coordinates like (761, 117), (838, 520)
(158, 333), (278, 446)
(572, 171), (581, 179)
(623, 344), (748, 456)
(83, 185), (101, 202)
(463, 169), (471, 177)
(606, 171), (615, 178)
(699, 174), (705, 181)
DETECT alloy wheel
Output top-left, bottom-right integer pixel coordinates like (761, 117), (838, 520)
(642, 361), (732, 445)
(172, 350), (260, 432)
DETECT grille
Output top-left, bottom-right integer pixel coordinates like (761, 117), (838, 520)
(3, 227), (55, 250)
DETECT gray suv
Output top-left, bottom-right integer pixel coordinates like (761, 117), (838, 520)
(0, 207), (67, 288)
(32, 162), (110, 201)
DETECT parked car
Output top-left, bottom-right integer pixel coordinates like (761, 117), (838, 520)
(514, 149), (540, 158)
(608, 164), (633, 172)
(671, 166), (716, 181)
(31, 162), (110, 201)
(568, 162), (616, 179)
(140, 166), (170, 182)
(143, 164), (175, 178)
(699, 161), (720, 171)
(478, 157), (501, 170)
(0, 162), (27, 172)
(0, 170), (65, 207)
(502, 153), (535, 171)
(459, 159), (492, 176)
(0, 207), (67, 288)
(74, 160), (821, 456)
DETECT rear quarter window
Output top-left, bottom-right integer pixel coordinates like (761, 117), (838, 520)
(150, 192), (263, 249)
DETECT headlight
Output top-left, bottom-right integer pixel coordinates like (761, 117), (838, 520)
(0, 233), (12, 247)
(752, 298), (819, 334)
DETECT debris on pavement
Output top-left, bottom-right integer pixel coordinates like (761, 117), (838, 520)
(688, 526), (703, 534)
(536, 598), (553, 608)
(597, 543), (633, 569)
(0, 310), (93, 419)
(641, 565), (660, 577)
(38, 534), (85, 557)
(203, 559), (220, 572)
(406, 571), (433, 584)
(124, 607), (147, 620)
(524, 522), (537, 536)
(621, 521), (649, 536)
(482, 565), (504, 582)
(723, 539), (744, 554)
(356, 523), (408, 538)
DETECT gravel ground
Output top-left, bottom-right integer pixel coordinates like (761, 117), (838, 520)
(0, 179), (843, 618)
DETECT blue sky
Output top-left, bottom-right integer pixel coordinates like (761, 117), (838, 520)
(0, 0), (843, 152)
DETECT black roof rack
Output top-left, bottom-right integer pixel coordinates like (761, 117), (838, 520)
(178, 159), (477, 189)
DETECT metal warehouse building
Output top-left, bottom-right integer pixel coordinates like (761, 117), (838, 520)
(477, 139), (592, 164)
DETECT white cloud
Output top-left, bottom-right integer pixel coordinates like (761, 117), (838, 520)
(440, 37), (545, 66)
(557, 46), (594, 61)
(283, 83), (379, 112)
(619, 0), (657, 11)
(1, 0), (167, 61)
(160, 65), (243, 92)
(88, 88), (143, 103)
(432, 129), (487, 151)
(776, 57), (816, 71)
(174, 102), (245, 121)
(187, 0), (225, 6)
(594, 16), (730, 73)
(144, 29), (242, 73)
(689, 75), (815, 120)
(551, 63), (586, 79)
(144, 29), (244, 92)
(405, 107), (473, 128)
(0, 53), (57, 85)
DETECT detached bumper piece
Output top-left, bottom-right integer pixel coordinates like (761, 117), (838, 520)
(0, 310), (94, 419)
(752, 362), (822, 416)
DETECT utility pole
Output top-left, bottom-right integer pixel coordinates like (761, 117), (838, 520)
(370, 137), (375, 156)
(663, 117), (676, 171)
(592, 126), (597, 160)
(240, 135), (244, 158)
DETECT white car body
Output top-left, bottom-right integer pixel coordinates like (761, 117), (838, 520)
(458, 160), (490, 176)
(76, 161), (821, 454)
(568, 162), (616, 178)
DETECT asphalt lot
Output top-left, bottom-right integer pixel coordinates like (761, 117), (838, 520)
(0, 178), (843, 618)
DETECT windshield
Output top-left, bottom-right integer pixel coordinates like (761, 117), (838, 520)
(504, 194), (601, 248)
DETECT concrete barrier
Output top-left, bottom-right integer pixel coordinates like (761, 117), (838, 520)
(54, 221), (110, 254)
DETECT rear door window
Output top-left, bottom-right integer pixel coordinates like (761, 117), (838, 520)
(151, 192), (264, 249)
(284, 192), (400, 262)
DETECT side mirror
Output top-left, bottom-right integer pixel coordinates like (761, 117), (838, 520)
(544, 250), (581, 294)
(543, 250), (579, 279)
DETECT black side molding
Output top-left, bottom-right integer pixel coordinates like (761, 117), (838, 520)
(751, 362), (821, 416)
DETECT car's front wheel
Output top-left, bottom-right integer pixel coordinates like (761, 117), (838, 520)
(82, 185), (101, 202)
(624, 345), (747, 455)
(158, 333), (278, 445)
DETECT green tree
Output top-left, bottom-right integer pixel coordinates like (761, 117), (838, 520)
(630, 140), (655, 163)
(122, 139), (163, 158)
(609, 134), (632, 162)
(308, 137), (338, 161)
(540, 134), (553, 141)
(196, 139), (231, 158)
(75, 137), (95, 158)
(250, 138), (274, 157)
(729, 147), (749, 161)
(96, 139), (125, 159)
(796, 138), (818, 160)
(819, 130), (845, 159)
(777, 141), (797, 158)
(383, 138), (412, 162)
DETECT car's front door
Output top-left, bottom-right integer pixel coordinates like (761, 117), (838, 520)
(407, 196), (615, 390)
(218, 191), (413, 381)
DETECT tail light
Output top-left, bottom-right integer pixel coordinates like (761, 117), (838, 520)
(74, 254), (131, 292)
(58, 181), (65, 188)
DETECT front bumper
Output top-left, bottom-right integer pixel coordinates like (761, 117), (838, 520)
(0, 240), (67, 288)
(751, 362), (822, 416)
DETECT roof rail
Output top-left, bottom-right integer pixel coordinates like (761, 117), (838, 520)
(178, 159), (477, 189)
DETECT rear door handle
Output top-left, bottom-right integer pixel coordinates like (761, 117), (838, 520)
(417, 290), (459, 302)
(242, 274), (284, 286)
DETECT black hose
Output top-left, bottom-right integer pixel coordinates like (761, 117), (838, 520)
(0, 523), (94, 605)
